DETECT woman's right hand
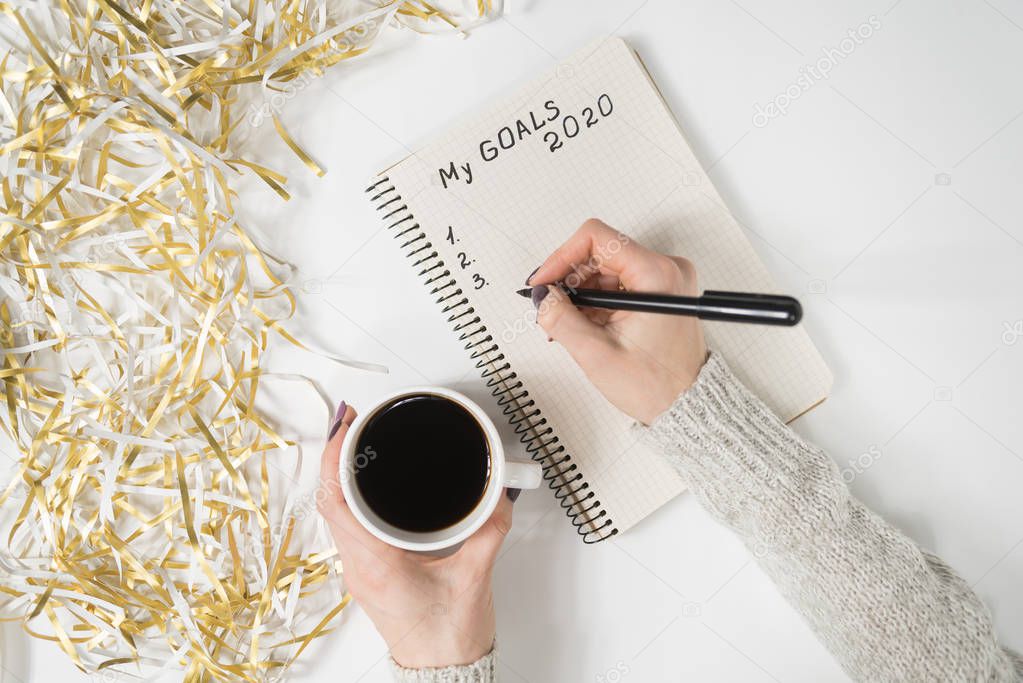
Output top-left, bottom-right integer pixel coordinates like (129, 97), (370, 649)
(529, 219), (708, 425)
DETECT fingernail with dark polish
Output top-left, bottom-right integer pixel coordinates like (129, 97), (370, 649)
(506, 488), (521, 502)
(328, 400), (347, 439)
(531, 285), (549, 308)
(525, 266), (541, 286)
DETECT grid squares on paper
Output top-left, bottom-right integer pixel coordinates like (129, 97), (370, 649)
(380, 38), (832, 535)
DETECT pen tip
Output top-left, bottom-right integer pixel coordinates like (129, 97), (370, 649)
(515, 288), (532, 298)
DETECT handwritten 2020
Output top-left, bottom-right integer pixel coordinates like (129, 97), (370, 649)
(437, 93), (614, 189)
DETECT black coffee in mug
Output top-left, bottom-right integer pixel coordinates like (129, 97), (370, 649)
(354, 394), (491, 533)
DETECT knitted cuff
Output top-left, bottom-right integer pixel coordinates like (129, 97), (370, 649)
(390, 645), (497, 683)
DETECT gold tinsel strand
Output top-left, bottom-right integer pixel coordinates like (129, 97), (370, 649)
(0, 0), (499, 679)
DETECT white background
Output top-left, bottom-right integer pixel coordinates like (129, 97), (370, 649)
(7, 0), (1023, 681)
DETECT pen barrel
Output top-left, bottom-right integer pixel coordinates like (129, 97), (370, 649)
(565, 288), (802, 326)
(568, 289), (703, 315)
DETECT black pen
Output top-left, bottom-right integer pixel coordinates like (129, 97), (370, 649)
(515, 286), (802, 326)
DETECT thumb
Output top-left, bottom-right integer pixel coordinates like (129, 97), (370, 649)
(535, 285), (617, 370)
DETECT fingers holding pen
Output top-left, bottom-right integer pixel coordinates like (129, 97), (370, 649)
(528, 218), (675, 292)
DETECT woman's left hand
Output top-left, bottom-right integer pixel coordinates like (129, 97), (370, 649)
(318, 403), (513, 668)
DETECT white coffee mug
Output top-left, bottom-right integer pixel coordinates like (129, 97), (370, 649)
(339, 386), (542, 552)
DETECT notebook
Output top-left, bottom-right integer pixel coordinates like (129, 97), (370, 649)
(365, 37), (832, 543)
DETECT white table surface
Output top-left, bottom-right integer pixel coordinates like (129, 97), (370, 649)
(10, 1), (1023, 681)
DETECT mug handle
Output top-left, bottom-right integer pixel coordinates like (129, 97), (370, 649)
(502, 460), (542, 489)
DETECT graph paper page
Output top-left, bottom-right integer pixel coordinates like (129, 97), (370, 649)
(379, 38), (832, 534)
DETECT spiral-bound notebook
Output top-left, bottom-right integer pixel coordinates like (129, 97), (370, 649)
(366, 38), (832, 542)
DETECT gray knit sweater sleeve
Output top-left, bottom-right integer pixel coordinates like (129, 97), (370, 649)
(642, 351), (1022, 682)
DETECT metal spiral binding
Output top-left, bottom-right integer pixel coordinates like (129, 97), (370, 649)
(366, 177), (618, 543)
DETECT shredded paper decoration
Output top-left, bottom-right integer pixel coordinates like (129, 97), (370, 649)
(0, 0), (499, 679)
